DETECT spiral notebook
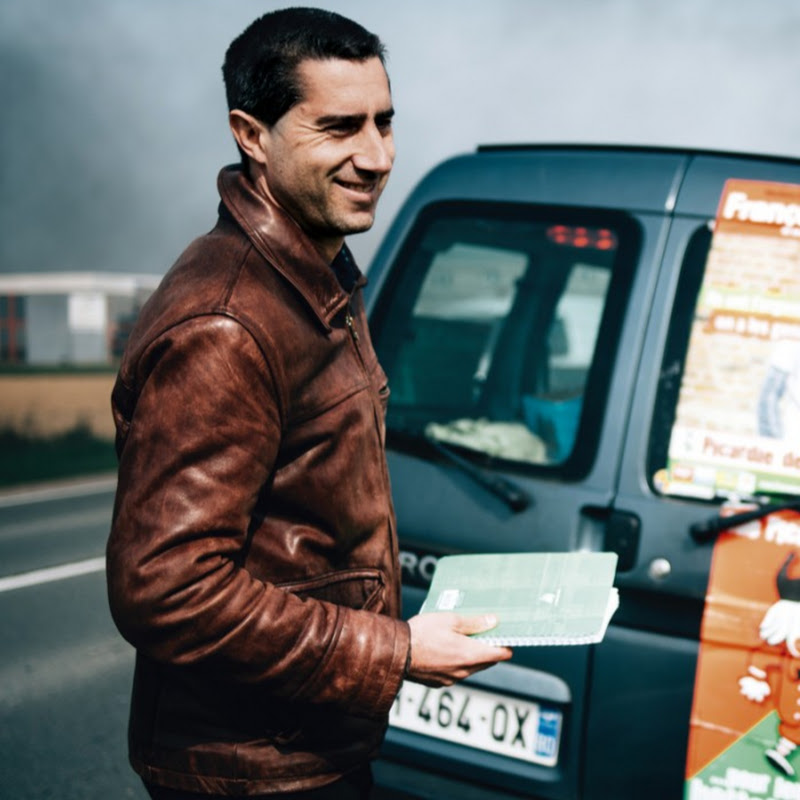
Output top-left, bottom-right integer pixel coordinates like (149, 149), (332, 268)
(420, 551), (619, 646)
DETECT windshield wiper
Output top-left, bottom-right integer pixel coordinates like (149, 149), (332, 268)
(424, 435), (532, 513)
(690, 500), (800, 543)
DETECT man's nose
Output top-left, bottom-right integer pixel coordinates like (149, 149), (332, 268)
(353, 124), (394, 174)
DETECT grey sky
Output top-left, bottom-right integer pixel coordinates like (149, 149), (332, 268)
(2, 0), (800, 274)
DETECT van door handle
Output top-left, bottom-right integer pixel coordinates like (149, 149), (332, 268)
(581, 507), (640, 572)
(604, 510), (640, 571)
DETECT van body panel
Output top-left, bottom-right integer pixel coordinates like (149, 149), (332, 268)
(673, 154), (800, 216)
(394, 149), (686, 211)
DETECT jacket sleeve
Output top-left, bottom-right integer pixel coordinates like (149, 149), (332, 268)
(106, 314), (410, 719)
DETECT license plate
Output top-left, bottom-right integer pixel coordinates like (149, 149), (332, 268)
(389, 680), (562, 767)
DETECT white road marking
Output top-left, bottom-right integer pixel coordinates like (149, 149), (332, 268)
(0, 475), (117, 509)
(0, 556), (106, 593)
(0, 506), (111, 540)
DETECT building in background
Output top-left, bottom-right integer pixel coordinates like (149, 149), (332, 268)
(0, 273), (162, 366)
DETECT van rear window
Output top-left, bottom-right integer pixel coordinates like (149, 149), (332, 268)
(371, 201), (639, 476)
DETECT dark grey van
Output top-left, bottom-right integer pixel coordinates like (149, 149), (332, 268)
(364, 145), (800, 799)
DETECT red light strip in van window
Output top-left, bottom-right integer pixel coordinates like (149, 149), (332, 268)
(546, 225), (618, 250)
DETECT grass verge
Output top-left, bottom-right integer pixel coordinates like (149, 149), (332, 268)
(0, 425), (117, 488)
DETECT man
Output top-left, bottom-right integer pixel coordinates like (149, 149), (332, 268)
(758, 338), (800, 442)
(106, 8), (511, 800)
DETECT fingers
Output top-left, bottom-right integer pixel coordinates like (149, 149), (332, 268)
(406, 612), (514, 688)
(451, 613), (513, 663)
(452, 613), (500, 636)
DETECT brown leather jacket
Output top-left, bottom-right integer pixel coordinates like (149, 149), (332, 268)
(106, 165), (411, 795)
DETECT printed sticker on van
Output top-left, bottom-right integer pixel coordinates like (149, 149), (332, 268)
(685, 509), (800, 798)
(660, 179), (800, 503)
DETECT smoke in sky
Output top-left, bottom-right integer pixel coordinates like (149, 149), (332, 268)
(2, 0), (800, 275)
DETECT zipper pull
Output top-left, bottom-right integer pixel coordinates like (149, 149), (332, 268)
(345, 312), (359, 342)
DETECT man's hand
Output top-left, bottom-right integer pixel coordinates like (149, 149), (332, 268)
(406, 612), (513, 687)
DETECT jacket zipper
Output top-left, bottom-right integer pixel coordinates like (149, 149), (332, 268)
(345, 311), (359, 343)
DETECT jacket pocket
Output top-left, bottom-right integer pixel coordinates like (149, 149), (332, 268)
(277, 568), (386, 613)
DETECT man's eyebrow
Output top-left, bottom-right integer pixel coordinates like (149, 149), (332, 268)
(316, 113), (366, 127)
(316, 107), (395, 126)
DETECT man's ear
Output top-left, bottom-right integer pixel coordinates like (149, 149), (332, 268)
(228, 110), (269, 166)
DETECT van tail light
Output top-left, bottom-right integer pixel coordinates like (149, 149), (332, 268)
(546, 225), (618, 251)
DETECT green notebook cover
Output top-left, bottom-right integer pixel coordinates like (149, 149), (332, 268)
(420, 551), (619, 646)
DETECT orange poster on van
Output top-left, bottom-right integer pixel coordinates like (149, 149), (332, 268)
(715, 178), (800, 238)
(685, 512), (800, 799)
(683, 179), (800, 798)
(662, 179), (800, 502)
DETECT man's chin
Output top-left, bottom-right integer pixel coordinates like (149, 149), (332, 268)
(337, 213), (377, 236)
(310, 209), (378, 243)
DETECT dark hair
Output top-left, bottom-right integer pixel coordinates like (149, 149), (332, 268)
(222, 7), (387, 127)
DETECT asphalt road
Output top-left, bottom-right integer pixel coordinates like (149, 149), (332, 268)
(0, 476), (146, 799)
(0, 478), (417, 800)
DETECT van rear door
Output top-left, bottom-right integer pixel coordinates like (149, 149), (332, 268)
(366, 148), (687, 799)
(596, 154), (800, 798)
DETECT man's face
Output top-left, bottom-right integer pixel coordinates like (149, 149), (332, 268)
(259, 57), (395, 260)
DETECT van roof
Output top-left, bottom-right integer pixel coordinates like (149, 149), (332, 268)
(476, 142), (800, 167)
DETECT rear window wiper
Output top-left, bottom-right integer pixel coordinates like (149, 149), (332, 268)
(690, 500), (800, 543)
(424, 434), (532, 513)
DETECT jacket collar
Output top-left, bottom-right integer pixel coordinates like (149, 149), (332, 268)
(217, 165), (367, 331)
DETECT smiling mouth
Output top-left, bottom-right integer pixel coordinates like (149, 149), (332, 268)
(337, 179), (378, 195)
